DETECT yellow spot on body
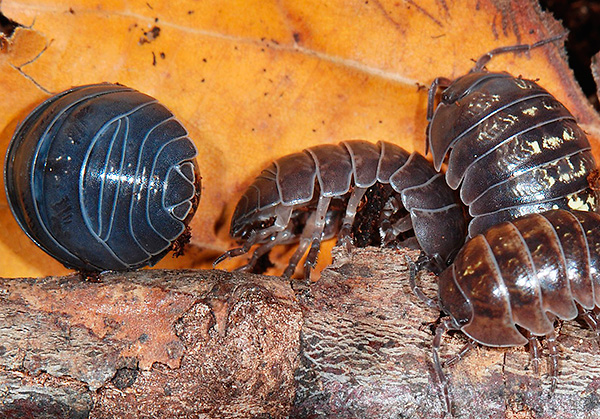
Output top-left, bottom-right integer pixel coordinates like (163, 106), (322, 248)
(559, 173), (574, 182)
(542, 136), (562, 149)
(522, 106), (538, 116)
(563, 129), (575, 141)
(530, 141), (541, 154)
(568, 194), (596, 211)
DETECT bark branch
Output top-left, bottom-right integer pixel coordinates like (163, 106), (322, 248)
(0, 269), (301, 418)
(1, 247), (600, 418)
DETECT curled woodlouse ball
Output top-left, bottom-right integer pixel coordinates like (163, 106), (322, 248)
(215, 140), (467, 278)
(427, 35), (600, 237)
(4, 83), (201, 272)
(424, 209), (600, 414)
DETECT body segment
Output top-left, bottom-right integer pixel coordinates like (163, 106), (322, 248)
(432, 209), (600, 415)
(217, 140), (467, 277)
(428, 71), (599, 236)
(439, 209), (600, 345)
(4, 84), (201, 272)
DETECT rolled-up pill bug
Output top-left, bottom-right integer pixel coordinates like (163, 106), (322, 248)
(427, 34), (600, 237)
(4, 83), (201, 272)
(411, 209), (600, 415)
(215, 140), (467, 278)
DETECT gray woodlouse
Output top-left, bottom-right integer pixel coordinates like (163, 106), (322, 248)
(427, 35), (600, 237)
(4, 83), (201, 272)
(215, 140), (467, 278)
(411, 209), (600, 415)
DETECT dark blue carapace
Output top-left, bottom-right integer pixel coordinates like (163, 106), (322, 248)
(4, 83), (201, 272)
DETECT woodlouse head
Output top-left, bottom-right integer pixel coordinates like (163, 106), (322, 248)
(428, 72), (514, 173)
(4, 83), (201, 272)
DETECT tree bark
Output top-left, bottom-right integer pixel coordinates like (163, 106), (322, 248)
(0, 269), (302, 418)
(1, 247), (600, 418)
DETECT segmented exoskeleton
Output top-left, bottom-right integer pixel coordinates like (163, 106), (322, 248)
(215, 140), (467, 278)
(4, 84), (200, 272)
(411, 209), (600, 415)
(427, 34), (599, 237)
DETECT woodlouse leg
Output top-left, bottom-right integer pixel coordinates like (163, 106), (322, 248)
(235, 229), (293, 272)
(383, 214), (413, 244)
(380, 195), (412, 244)
(525, 331), (541, 375)
(379, 196), (402, 245)
(545, 329), (559, 392)
(303, 239), (321, 282)
(302, 196), (333, 280)
(405, 255), (439, 309)
(338, 187), (368, 251)
(283, 196), (332, 278)
(283, 240), (311, 278)
(443, 340), (475, 368)
(283, 213), (317, 278)
(214, 206), (293, 267)
(433, 318), (455, 417)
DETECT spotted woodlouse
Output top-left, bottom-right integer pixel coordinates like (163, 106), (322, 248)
(410, 209), (600, 415)
(215, 140), (467, 278)
(427, 34), (600, 237)
(4, 83), (201, 272)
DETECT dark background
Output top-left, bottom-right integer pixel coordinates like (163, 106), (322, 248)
(540, 0), (600, 109)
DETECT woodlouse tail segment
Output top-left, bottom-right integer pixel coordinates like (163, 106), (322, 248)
(471, 32), (568, 73)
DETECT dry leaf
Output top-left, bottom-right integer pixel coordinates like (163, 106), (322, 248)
(1, 0), (599, 278)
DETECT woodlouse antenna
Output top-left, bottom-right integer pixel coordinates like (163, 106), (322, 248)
(426, 77), (452, 123)
(471, 32), (568, 73)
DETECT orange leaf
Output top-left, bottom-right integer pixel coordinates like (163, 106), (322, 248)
(1, 0), (599, 278)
